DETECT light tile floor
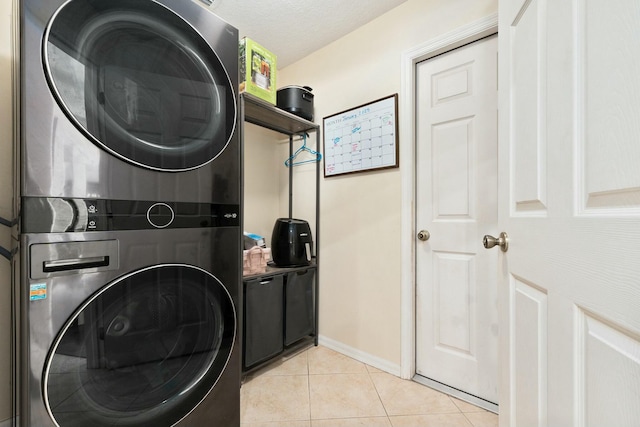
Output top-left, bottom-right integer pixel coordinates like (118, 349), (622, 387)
(241, 346), (498, 427)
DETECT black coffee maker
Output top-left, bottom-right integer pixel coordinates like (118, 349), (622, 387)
(270, 218), (312, 267)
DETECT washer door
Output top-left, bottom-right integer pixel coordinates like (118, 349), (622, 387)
(44, 264), (236, 427)
(44, 0), (236, 171)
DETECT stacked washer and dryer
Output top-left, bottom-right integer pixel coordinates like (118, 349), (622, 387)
(18, 0), (241, 425)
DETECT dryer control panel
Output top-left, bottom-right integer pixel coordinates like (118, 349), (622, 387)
(22, 197), (240, 233)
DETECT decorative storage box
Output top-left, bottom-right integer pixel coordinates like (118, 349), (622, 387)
(239, 37), (277, 104)
(243, 246), (271, 276)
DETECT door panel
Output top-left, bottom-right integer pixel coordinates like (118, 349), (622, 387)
(433, 252), (475, 357)
(580, 1), (640, 210)
(498, 0), (640, 425)
(580, 314), (640, 426)
(511, 0), (547, 213)
(433, 119), (473, 219)
(512, 279), (547, 427)
(416, 35), (498, 404)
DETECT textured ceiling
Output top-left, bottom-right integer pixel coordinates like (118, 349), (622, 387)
(205, 0), (408, 68)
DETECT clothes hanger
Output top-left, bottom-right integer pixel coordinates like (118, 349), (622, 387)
(284, 132), (322, 167)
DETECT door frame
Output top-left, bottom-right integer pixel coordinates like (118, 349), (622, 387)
(399, 10), (498, 388)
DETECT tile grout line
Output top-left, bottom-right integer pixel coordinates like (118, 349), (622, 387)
(367, 366), (393, 424)
(461, 411), (476, 427)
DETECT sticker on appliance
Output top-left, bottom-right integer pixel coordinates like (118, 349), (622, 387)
(30, 283), (47, 301)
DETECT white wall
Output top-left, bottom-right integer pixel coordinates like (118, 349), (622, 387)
(0, 0), (15, 423)
(243, 124), (287, 240)
(275, 0), (498, 367)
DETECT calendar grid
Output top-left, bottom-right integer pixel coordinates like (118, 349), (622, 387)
(323, 94), (399, 177)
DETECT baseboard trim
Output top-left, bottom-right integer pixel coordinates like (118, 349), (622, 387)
(0, 417), (14, 427)
(317, 335), (401, 377)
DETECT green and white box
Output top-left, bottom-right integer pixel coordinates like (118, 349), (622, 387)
(239, 37), (277, 104)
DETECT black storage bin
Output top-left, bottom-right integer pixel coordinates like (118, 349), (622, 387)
(284, 268), (316, 346)
(243, 275), (284, 368)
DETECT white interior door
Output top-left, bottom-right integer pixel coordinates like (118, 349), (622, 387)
(498, 0), (640, 426)
(415, 35), (498, 405)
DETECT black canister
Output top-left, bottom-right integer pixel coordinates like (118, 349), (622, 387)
(271, 218), (313, 267)
(276, 86), (314, 121)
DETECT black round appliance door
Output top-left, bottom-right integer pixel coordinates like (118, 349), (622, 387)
(44, 0), (236, 171)
(44, 264), (236, 427)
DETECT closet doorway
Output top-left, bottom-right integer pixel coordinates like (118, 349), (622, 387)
(414, 35), (498, 409)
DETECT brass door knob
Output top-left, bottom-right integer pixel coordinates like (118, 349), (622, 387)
(483, 232), (509, 252)
(417, 230), (430, 241)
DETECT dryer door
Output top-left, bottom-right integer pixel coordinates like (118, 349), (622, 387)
(43, 264), (236, 427)
(44, 0), (237, 171)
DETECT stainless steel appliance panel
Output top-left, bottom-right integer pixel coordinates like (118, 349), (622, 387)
(20, 227), (241, 426)
(21, 0), (239, 203)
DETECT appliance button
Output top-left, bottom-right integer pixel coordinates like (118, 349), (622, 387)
(146, 203), (175, 228)
(87, 217), (98, 230)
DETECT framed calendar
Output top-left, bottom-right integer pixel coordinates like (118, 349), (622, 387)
(323, 94), (399, 177)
